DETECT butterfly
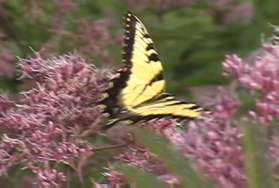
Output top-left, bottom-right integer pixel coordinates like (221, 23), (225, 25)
(100, 12), (203, 128)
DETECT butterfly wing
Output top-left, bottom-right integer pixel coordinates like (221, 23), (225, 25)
(120, 12), (166, 109)
(130, 94), (202, 119)
(102, 12), (203, 122)
(102, 12), (166, 115)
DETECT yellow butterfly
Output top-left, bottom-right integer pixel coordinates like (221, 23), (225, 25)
(101, 12), (203, 127)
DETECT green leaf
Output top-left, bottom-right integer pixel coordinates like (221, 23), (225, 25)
(133, 128), (214, 188)
(243, 122), (277, 188)
(117, 164), (168, 188)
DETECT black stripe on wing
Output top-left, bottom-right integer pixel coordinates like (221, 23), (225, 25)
(158, 94), (202, 110)
(123, 12), (161, 64)
(100, 12), (137, 115)
(122, 12), (137, 65)
(133, 91), (202, 112)
(99, 67), (130, 116)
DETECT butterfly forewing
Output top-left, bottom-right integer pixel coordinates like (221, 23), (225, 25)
(121, 12), (165, 108)
(102, 12), (203, 123)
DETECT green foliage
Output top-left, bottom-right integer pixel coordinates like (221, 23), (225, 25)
(116, 126), (279, 188)
(117, 164), (169, 188)
(131, 128), (214, 188)
(242, 122), (277, 188)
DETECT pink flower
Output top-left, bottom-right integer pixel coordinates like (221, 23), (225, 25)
(0, 53), (111, 186)
(31, 167), (67, 187)
(223, 40), (279, 124)
(114, 147), (166, 174)
(0, 95), (14, 114)
(104, 170), (125, 186)
(77, 17), (117, 64)
(224, 2), (254, 24)
(223, 54), (246, 78)
(183, 119), (245, 188)
(55, 0), (78, 12)
(162, 90), (245, 188)
(0, 49), (16, 78)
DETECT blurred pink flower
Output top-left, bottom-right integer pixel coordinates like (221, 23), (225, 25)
(114, 147), (166, 174)
(223, 54), (246, 78)
(183, 121), (245, 187)
(48, 14), (117, 64)
(161, 90), (245, 188)
(123, 0), (198, 12)
(209, 0), (232, 8)
(0, 49), (16, 78)
(104, 169), (126, 186)
(77, 17), (117, 64)
(55, 0), (78, 12)
(31, 167), (66, 187)
(208, 0), (254, 25)
(223, 41), (279, 124)
(0, 95), (14, 114)
(224, 2), (254, 24)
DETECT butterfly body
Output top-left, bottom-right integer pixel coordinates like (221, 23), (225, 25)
(101, 12), (202, 127)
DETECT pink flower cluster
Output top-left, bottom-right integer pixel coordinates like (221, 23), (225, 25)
(48, 15), (118, 65)
(209, 0), (254, 24)
(55, 0), (78, 12)
(224, 42), (279, 124)
(182, 93), (245, 188)
(0, 53), (110, 186)
(0, 47), (16, 78)
(76, 17), (118, 65)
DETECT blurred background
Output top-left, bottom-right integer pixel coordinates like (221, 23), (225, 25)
(1, 0), (279, 95)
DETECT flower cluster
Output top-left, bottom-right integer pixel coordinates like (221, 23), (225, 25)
(0, 53), (110, 186)
(75, 17), (118, 64)
(48, 14), (118, 64)
(223, 37), (279, 182)
(223, 41), (279, 124)
(209, 0), (254, 24)
(0, 46), (16, 78)
(55, 0), (78, 12)
(181, 92), (245, 188)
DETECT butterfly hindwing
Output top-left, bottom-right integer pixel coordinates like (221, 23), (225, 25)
(131, 94), (202, 118)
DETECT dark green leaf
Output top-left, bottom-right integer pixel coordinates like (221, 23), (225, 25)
(117, 164), (168, 188)
(243, 122), (277, 188)
(133, 128), (214, 188)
